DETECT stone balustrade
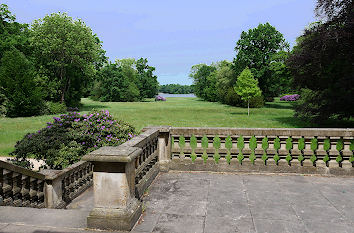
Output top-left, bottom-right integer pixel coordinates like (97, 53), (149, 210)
(42, 161), (93, 208)
(0, 160), (93, 208)
(168, 127), (354, 175)
(0, 160), (45, 208)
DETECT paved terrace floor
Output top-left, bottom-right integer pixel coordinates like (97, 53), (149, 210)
(0, 171), (353, 233)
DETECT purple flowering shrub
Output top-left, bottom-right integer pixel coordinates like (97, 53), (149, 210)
(155, 95), (166, 101)
(280, 94), (300, 101)
(11, 110), (136, 169)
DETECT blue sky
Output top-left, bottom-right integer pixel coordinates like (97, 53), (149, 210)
(3, 0), (316, 85)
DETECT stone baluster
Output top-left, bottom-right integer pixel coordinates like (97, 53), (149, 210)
(12, 172), (22, 206)
(82, 145), (143, 231)
(3, 169), (13, 205)
(21, 175), (30, 207)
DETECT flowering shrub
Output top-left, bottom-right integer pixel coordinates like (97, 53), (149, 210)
(280, 94), (300, 101)
(155, 95), (166, 101)
(11, 110), (136, 169)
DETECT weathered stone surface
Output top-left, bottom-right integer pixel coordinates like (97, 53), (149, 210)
(1, 171), (354, 233)
(87, 199), (142, 231)
(133, 171), (354, 233)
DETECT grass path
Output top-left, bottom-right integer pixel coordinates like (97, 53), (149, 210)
(0, 97), (309, 156)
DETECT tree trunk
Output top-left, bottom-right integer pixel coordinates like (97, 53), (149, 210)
(248, 100), (250, 116)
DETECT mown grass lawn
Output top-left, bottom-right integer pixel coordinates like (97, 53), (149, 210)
(0, 97), (321, 156)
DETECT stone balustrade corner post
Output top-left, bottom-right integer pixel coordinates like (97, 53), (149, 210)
(82, 145), (142, 231)
(157, 126), (172, 172)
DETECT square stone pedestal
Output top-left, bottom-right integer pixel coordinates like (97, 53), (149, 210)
(87, 199), (142, 231)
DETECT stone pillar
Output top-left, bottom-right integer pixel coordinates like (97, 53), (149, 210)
(158, 126), (171, 172)
(82, 145), (143, 231)
(43, 170), (64, 208)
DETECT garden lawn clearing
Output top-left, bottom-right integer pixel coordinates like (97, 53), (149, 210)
(0, 97), (321, 156)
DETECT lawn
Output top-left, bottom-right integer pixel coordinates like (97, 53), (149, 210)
(0, 97), (313, 156)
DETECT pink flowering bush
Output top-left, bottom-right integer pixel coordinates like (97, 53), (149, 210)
(11, 110), (136, 169)
(155, 95), (166, 101)
(280, 94), (300, 101)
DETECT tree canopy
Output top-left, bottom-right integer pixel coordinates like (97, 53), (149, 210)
(31, 12), (103, 107)
(92, 58), (158, 102)
(233, 23), (290, 99)
(287, 0), (354, 122)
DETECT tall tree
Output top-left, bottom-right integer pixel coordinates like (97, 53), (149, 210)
(0, 49), (43, 117)
(31, 12), (103, 106)
(0, 4), (30, 63)
(234, 68), (262, 116)
(189, 64), (217, 101)
(233, 23), (289, 100)
(94, 63), (140, 102)
(287, 0), (354, 122)
(136, 58), (159, 98)
(214, 60), (241, 106)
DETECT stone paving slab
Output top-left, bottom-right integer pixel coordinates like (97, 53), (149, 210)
(134, 171), (354, 233)
(1, 171), (354, 233)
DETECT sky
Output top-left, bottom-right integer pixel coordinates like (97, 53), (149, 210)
(3, 0), (317, 85)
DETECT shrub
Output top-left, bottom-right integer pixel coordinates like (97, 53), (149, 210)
(11, 109), (136, 169)
(280, 94), (300, 101)
(155, 95), (166, 101)
(0, 87), (7, 116)
(249, 95), (264, 108)
(223, 88), (242, 106)
(43, 101), (67, 115)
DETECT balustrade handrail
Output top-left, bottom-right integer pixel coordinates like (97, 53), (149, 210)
(0, 160), (45, 180)
(170, 127), (353, 137)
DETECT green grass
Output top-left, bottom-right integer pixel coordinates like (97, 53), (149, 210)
(0, 97), (316, 156)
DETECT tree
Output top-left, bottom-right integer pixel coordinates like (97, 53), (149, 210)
(136, 58), (159, 98)
(233, 23), (289, 100)
(234, 68), (262, 116)
(267, 51), (293, 96)
(93, 63), (140, 102)
(190, 64), (217, 101)
(0, 4), (31, 62)
(287, 0), (353, 122)
(0, 49), (43, 117)
(30, 12), (103, 106)
(215, 60), (241, 106)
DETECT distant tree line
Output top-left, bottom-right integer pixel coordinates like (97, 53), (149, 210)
(191, 0), (353, 123)
(0, 4), (158, 117)
(159, 84), (194, 94)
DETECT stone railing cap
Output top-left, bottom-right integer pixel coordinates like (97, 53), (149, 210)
(82, 145), (142, 163)
(42, 161), (89, 180)
(142, 126), (171, 133)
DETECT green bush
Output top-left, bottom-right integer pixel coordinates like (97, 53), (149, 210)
(11, 109), (136, 169)
(43, 101), (67, 115)
(223, 88), (242, 106)
(294, 88), (324, 122)
(249, 95), (264, 108)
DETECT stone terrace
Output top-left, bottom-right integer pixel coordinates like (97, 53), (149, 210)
(1, 171), (354, 233)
